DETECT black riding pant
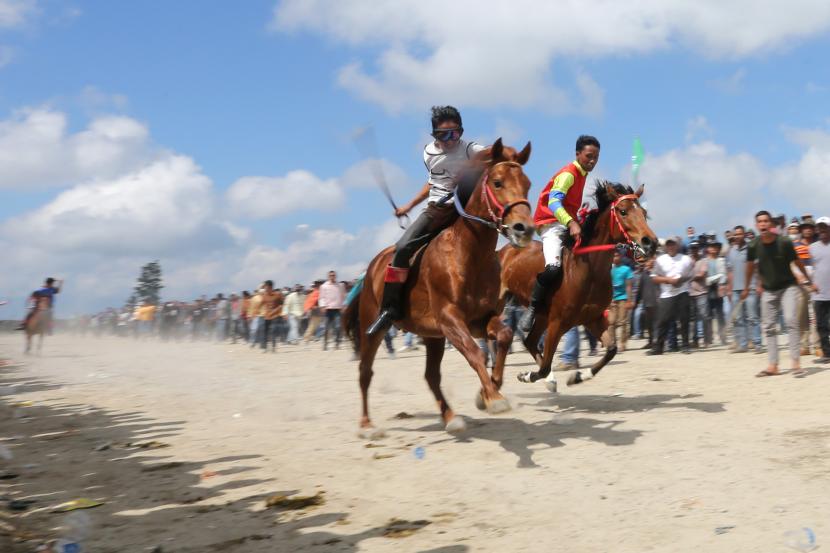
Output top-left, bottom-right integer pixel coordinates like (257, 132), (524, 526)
(392, 203), (458, 268)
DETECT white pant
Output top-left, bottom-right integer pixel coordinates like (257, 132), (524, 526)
(541, 224), (566, 267)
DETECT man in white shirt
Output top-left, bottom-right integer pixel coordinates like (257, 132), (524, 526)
(367, 106), (488, 336)
(810, 217), (830, 363)
(647, 236), (695, 355)
(284, 284), (305, 345)
(319, 270), (346, 351)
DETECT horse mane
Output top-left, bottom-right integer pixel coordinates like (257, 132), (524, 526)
(574, 180), (635, 246)
(454, 165), (485, 208)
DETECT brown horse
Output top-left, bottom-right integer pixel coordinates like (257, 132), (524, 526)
(25, 296), (50, 355)
(499, 182), (657, 391)
(344, 139), (535, 438)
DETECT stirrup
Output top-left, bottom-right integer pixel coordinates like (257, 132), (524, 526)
(366, 309), (394, 336)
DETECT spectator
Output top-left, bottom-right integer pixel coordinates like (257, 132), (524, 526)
(284, 284), (304, 345)
(704, 241), (728, 346)
(810, 217), (830, 363)
(682, 226), (696, 253)
(743, 211), (814, 377)
(248, 286), (263, 348)
(635, 257), (659, 350)
(319, 270), (346, 350)
(215, 293), (229, 341)
(303, 281), (323, 343)
(726, 225), (762, 354)
(647, 236), (694, 355)
(609, 250), (634, 352)
(688, 242), (708, 348)
(260, 280), (284, 352)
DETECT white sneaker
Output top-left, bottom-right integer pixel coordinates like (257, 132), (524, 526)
(397, 345), (413, 353)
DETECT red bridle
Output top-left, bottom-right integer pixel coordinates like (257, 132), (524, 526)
(572, 194), (647, 258)
(454, 161), (531, 236)
(481, 163), (532, 229)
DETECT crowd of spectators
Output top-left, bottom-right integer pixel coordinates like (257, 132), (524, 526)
(73, 270), (357, 353)
(67, 211), (830, 374)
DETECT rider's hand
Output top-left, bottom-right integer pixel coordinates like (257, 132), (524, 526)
(740, 289), (749, 301)
(394, 206), (409, 218)
(567, 220), (581, 238)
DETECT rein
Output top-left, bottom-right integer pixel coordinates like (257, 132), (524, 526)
(453, 161), (531, 237)
(572, 194), (647, 259)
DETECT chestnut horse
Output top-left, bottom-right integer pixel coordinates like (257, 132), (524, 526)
(499, 182), (657, 390)
(344, 139), (535, 438)
(25, 296), (50, 355)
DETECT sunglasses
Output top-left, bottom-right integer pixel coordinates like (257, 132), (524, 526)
(431, 127), (462, 142)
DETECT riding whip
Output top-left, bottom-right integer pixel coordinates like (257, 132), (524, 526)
(351, 125), (410, 229)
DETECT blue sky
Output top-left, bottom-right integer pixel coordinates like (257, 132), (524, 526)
(2, 1), (830, 313)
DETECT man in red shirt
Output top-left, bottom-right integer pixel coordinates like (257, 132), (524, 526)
(518, 136), (600, 332)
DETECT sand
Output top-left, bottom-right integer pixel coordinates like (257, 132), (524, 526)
(1, 332), (829, 552)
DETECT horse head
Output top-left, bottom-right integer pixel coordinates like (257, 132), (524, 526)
(594, 181), (658, 261)
(473, 137), (535, 247)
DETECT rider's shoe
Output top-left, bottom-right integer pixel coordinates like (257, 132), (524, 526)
(367, 267), (408, 336)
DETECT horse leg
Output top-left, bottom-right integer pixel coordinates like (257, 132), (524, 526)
(487, 314), (512, 391)
(423, 337), (465, 434)
(358, 327), (387, 440)
(521, 319), (545, 368)
(569, 314), (617, 386)
(24, 333), (30, 355)
(439, 307), (510, 414)
(517, 318), (564, 392)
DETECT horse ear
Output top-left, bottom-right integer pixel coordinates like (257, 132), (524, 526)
(516, 141), (532, 165)
(491, 137), (504, 161)
(604, 181), (620, 200)
(635, 183), (645, 197)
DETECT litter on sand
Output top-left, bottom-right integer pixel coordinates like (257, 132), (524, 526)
(265, 491), (325, 510)
(382, 519), (432, 538)
(51, 498), (104, 512)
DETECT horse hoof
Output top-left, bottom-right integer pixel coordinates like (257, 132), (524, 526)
(567, 371), (584, 386)
(517, 371), (534, 383)
(357, 426), (386, 440)
(445, 416), (467, 434)
(544, 379), (558, 393)
(486, 398), (511, 415)
(475, 392), (486, 411)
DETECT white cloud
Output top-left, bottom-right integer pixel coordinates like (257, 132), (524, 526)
(0, 107), (152, 189)
(0, 0), (36, 28)
(639, 141), (767, 234)
(710, 67), (747, 95)
(79, 85), (129, 112)
(773, 128), (830, 208)
(685, 115), (714, 143)
(227, 158), (412, 219)
(271, 0), (830, 112)
(3, 154), (234, 255)
(226, 170), (343, 219)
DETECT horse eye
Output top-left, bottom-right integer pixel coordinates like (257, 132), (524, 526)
(620, 209), (627, 216)
(493, 180), (503, 188)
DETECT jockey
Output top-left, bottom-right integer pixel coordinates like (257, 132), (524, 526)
(518, 136), (601, 332)
(367, 106), (487, 335)
(16, 277), (62, 331)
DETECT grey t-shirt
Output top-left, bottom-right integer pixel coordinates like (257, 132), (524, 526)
(809, 241), (830, 301)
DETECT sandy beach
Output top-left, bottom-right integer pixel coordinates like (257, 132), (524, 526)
(1, 332), (829, 552)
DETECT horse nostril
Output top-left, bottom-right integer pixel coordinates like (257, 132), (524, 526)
(512, 223), (527, 235)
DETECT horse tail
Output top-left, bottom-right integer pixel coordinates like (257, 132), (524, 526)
(342, 289), (361, 353)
